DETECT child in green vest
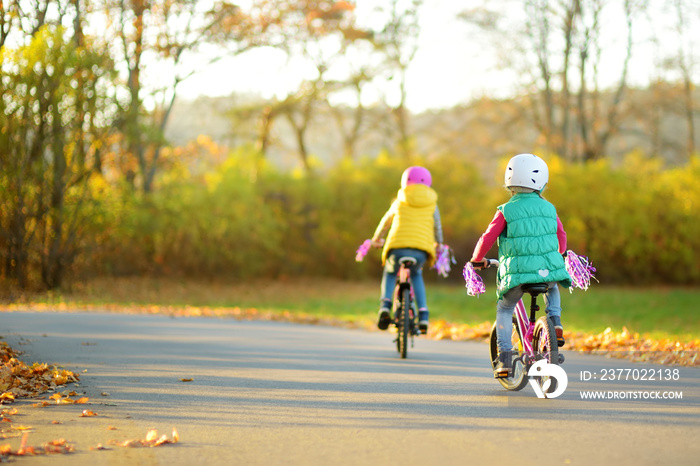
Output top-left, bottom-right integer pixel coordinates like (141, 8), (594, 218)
(370, 166), (444, 333)
(470, 154), (571, 378)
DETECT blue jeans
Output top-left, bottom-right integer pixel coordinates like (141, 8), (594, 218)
(495, 282), (562, 352)
(381, 248), (428, 311)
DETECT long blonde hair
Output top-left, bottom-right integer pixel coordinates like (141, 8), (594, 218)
(508, 186), (537, 197)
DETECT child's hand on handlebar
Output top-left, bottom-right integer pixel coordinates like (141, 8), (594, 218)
(470, 260), (486, 270)
(470, 258), (498, 270)
(371, 238), (385, 248)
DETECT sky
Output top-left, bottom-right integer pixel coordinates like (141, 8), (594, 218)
(175, 0), (508, 113)
(174, 0), (687, 114)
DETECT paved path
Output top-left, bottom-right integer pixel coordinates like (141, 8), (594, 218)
(1, 312), (699, 465)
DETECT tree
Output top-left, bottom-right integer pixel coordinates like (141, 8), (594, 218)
(97, 0), (255, 192)
(234, 1), (369, 171)
(329, 68), (372, 160)
(0, 0), (19, 48)
(461, 0), (641, 161)
(671, 0), (697, 159)
(0, 24), (115, 289)
(372, 0), (423, 160)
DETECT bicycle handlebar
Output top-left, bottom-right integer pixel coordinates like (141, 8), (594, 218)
(470, 259), (499, 269)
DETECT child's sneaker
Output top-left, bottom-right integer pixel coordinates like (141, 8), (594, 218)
(555, 326), (565, 347)
(493, 351), (512, 378)
(418, 308), (429, 334)
(377, 308), (391, 330)
(549, 315), (565, 347)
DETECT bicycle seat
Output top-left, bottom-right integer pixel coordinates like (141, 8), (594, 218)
(398, 257), (417, 266)
(521, 283), (549, 295)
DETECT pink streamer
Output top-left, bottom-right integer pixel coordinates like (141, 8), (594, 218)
(355, 239), (372, 262)
(463, 262), (486, 296)
(433, 244), (456, 278)
(565, 250), (597, 292)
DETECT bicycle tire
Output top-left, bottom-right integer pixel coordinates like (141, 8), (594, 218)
(397, 287), (410, 359)
(489, 317), (529, 391)
(533, 316), (560, 394)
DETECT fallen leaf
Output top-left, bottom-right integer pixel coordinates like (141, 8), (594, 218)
(80, 410), (97, 417)
(179, 378), (193, 382)
(109, 428), (180, 448)
(90, 444), (111, 450)
(11, 425), (33, 431)
(2, 432), (75, 456)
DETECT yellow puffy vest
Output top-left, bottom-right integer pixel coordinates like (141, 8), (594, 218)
(382, 184), (438, 266)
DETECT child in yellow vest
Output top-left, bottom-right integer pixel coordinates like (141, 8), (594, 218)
(370, 166), (443, 333)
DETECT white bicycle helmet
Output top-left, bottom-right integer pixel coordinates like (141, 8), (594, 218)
(504, 153), (549, 191)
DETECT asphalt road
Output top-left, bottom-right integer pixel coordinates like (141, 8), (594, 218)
(1, 311), (699, 465)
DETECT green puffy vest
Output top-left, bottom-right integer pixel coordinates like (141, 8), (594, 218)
(496, 192), (572, 300)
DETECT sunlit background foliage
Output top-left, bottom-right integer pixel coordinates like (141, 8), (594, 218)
(69, 151), (700, 287)
(1, 1), (699, 291)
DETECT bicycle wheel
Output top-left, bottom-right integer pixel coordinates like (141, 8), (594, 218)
(397, 287), (410, 359)
(532, 316), (560, 394)
(489, 317), (529, 391)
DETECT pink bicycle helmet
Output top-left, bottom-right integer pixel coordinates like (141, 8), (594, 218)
(401, 166), (432, 188)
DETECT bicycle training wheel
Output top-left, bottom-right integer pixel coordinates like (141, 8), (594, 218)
(489, 318), (529, 391)
(532, 316), (560, 394)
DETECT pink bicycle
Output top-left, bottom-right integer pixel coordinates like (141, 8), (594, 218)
(357, 241), (455, 359)
(392, 256), (420, 359)
(467, 253), (595, 392)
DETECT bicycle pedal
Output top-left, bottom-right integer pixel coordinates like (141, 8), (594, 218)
(494, 370), (511, 379)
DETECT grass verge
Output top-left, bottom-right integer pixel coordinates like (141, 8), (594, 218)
(1, 277), (698, 366)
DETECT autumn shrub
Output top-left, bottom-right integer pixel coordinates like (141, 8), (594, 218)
(546, 153), (700, 284)
(82, 149), (700, 286)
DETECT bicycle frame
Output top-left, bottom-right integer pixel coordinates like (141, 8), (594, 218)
(513, 299), (535, 355)
(395, 263), (418, 319)
(396, 262), (413, 295)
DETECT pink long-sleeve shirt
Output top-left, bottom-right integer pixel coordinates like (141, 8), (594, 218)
(471, 211), (567, 262)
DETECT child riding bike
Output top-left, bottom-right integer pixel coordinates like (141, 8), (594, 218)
(470, 154), (571, 378)
(370, 166), (444, 334)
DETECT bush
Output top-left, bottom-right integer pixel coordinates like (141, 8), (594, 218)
(79, 149), (700, 286)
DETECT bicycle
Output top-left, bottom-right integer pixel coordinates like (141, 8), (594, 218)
(391, 256), (421, 359)
(466, 252), (595, 392)
(469, 259), (564, 393)
(356, 240), (456, 359)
